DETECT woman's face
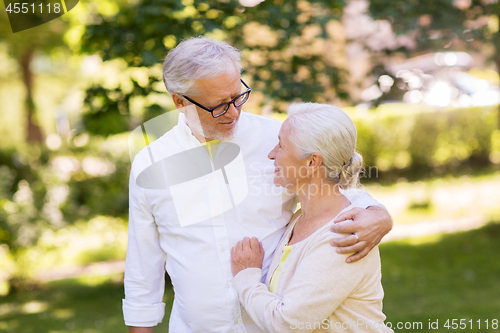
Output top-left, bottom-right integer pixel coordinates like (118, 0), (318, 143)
(268, 121), (306, 191)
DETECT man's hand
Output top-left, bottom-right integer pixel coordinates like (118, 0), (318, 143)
(231, 237), (265, 276)
(330, 206), (392, 263)
(129, 327), (154, 333)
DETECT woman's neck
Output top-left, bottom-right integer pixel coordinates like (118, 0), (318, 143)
(290, 181), (351, 244)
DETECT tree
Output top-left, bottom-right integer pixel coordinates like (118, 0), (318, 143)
(0, 8), (73, 143)
(80, 0), (348, 136)
(369, 0), (500, 124)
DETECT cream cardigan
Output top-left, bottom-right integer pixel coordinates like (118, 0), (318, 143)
(232, 206), (393, 333)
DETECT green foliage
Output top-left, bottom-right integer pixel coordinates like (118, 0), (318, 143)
(82, 87), (131, 137)
(79, 0), (349, 135)
(369, 0), (500, 53)
(0, 147), (51, 253)
(353, 105), (499, 181)
(0, 134), (130, 287)
(61, 161), (130, 222)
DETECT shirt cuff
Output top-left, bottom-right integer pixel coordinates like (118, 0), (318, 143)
(123, 299), (165, 327)
(231, 267), (263, 295)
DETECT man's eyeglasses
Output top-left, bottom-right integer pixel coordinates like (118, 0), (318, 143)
(182, 79), (251, 118)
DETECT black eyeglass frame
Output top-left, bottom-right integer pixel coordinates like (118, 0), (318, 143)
(182, 79), (251, 118)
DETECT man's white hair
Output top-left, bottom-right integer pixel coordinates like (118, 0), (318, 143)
(162, 36), (242, 97)
(286, 102), (363, 189)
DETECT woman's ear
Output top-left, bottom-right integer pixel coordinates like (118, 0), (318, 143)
(307, 153), (323, 175)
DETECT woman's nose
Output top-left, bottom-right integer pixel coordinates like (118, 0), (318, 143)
(268, 144), (278, 160)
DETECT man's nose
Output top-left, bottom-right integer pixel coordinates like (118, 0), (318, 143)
(225, 103), (240, 119)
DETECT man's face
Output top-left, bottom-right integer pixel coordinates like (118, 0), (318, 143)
(178, 65), (243, 141)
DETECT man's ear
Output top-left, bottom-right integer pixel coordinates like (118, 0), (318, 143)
(172, 93), (186, 112)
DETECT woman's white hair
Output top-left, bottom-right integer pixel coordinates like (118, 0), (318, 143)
(162, 36), (242, 96)
(286, 102), (363, 189)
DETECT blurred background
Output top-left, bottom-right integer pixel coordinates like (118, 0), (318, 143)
(0, 0), (499, 332)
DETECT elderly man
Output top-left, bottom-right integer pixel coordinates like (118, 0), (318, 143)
(124, 37), (392, 333)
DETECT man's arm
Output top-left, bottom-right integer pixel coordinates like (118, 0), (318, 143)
(123, 170), (167, 329)
(330, 206), (392, 263)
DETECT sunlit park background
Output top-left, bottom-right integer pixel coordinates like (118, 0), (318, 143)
(0, 0), (500, 331)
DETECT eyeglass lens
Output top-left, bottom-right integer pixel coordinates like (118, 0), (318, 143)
(213, 91), (250, 117)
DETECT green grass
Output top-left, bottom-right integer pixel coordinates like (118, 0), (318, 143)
(1, 223), (499, 332)
(380, 221), (500, 332)
(0, 274), (173, 333)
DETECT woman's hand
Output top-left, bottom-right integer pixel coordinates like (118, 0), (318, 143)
(231, 237), (265, 276)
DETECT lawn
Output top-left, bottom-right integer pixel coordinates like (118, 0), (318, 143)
(381, 221), (500, 332)
(0, 274), (172, 333)
(1, 222), (499, 332)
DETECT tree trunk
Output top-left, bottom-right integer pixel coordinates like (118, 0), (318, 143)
(494, 30), (500, 130)
(20, 49), (43, 143)
(497, 55), (500, 130)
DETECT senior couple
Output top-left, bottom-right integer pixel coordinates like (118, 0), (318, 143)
(125, 37), (393, 333)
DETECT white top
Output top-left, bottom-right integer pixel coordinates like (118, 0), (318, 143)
(232, 205), (393, 333)
(123, 111), (383, 332)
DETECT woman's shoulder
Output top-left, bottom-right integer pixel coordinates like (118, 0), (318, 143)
(299, 220), (381, 266)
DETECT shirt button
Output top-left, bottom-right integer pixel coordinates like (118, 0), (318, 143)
(226, 283), (231, 289)
(234, 319), (239, 324)
(220, 247), (225, 252)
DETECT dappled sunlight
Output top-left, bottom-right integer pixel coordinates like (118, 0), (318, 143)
(22, 301), (49, 314)
(392, 233), (444, 246)
(81, 157), (116, 177)
(368, 172), (500, 227)
(51, 309), (75, 319)
(35, 216), (128, 268)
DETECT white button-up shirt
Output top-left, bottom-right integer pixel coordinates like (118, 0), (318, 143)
(123, 111), (381, 332)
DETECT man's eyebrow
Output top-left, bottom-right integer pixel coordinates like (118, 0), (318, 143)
(213, 97), (229, 105)
(212, 87), (242, 105)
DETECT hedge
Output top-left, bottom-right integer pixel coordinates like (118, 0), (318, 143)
(350, 104), (499, 180)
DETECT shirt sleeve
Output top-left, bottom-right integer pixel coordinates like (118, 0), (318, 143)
(340, 188), (386, 210)
(232, 235), (377, 333)
(123, 169), (167, 327)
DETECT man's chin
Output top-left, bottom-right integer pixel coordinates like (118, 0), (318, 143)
(204, 121), (239, 141)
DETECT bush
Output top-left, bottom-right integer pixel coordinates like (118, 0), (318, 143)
(0, 134), (131, 290)
(351, 104), (499, 181)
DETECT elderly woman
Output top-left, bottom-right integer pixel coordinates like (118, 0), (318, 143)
(230, 103), (393, 333)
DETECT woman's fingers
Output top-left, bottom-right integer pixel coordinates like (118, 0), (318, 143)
(249, 237), (260, 251)
(233, 237), (264, 261)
